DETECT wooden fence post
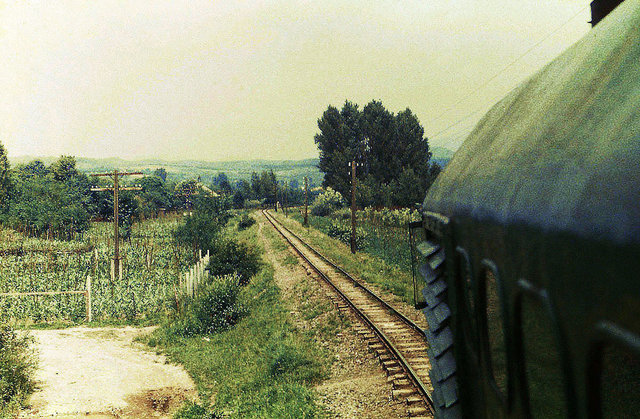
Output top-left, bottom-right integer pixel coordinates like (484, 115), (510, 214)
(86, 275), (92, 323)
(94, 248), (99, 275)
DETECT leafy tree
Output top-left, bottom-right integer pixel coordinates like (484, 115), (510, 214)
(363, 100), (395, 183)
(153, 168), (167, 182)
(174, 196), (231, 255)
(137, 176), (171, 217)
(310, 187), (345, 216)
(213, 173), (233, 195)
(3, 175), (90, 238)
(232, 190), (245, 209)
(357, 175), (392, 208)
(250, 172), (261, 197)
(18, 160), (49, 178)
(394, 108), (431, 180)
(50, 155), (78, 182)
(235, 179), (253, 201)
(315, 100), (438, 208)
(249, 170), (277, 204)
(390, 168), (425, 207)
(314, 101), (364, 200)
(174, 180), (199, 209)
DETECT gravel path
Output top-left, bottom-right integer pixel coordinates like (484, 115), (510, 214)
(21, 326), (196, 418)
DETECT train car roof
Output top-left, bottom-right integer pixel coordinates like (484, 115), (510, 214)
(424, 0), (640, 245)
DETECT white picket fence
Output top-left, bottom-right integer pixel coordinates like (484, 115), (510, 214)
(182, 249), (210, 297)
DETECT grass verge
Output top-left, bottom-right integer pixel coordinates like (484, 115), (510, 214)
(142, 216), (331, 418)
(271, 211), (419, 306)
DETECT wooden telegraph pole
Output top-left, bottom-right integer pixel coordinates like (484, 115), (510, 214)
(304, 176), (309, 226)
(284, 185), (288, 217)
(349, 160), (358, 254)
(91, 170), (142, 280)
(274, 179), (278, 212)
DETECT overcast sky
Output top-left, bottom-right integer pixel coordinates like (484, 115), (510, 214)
(0, 1), (590, 161)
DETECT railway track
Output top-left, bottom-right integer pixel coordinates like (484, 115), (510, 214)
(262, 210), (434, 418)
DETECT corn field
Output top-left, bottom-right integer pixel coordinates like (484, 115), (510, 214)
(0, 217), (191, 323)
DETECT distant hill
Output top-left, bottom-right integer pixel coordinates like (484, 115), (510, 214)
(431, 146), (455, 168)
(9, 156), (324, 187)
(10, 147), (454, 187)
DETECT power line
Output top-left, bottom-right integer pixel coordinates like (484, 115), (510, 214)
(429, 5), (588, 139)
(430, 107), (485, 140)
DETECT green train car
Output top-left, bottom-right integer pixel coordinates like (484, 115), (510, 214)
(413, 1), (640, 417)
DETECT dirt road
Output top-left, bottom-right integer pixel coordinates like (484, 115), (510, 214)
(21, 326), (195, 418)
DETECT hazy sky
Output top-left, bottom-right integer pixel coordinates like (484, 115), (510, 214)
(1, 1), (590, 161)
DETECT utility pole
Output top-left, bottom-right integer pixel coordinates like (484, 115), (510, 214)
(349, 160), (359, 254)
(274, 179), (278, 212)
(284, 186), (288, 217)
(304, 176), (309, 227)
(91, 170), (142, 280)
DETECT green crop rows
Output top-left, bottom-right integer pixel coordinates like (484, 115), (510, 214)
(0, 217), (191, 324)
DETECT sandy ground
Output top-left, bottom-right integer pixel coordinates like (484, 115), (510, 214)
(20, 326), (196, 418)
(258, 216), (407, 418)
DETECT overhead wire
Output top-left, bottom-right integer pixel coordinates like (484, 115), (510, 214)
(429, 5), (589, 141)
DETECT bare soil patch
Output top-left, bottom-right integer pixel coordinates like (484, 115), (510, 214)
(20, 326), (196, 418)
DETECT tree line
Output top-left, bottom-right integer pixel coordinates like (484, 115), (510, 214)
(0, 142), (308, 239)
(315, 100), (441, 208)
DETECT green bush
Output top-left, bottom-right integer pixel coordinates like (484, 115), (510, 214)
(208, 239), (262, 285)
(167, 276), (246, 337)
(326, 219), (369, 250)
(0, 323), (36, 416)
(173, 196), (231, 254)
(237, 214), (256, 231)
(310, 187), (345, 216)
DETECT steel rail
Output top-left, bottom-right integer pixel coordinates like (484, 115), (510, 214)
(265, 210), (424, 333)
(263, 210), (434, 413)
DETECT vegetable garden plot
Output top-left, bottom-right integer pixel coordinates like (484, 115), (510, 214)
(0, 218), (190, 323)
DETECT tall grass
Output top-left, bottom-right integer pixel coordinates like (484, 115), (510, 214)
(0, 322), (36, 417)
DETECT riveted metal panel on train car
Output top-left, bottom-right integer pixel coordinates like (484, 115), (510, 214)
(416, 1), (640, 418)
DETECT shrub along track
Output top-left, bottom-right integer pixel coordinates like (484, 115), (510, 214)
(263, 210), (434, 418)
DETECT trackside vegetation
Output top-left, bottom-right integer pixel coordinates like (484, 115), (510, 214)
(145, 213), (330, 418)
(272, 210), (420, 306)
(0, 322), (36, 417)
